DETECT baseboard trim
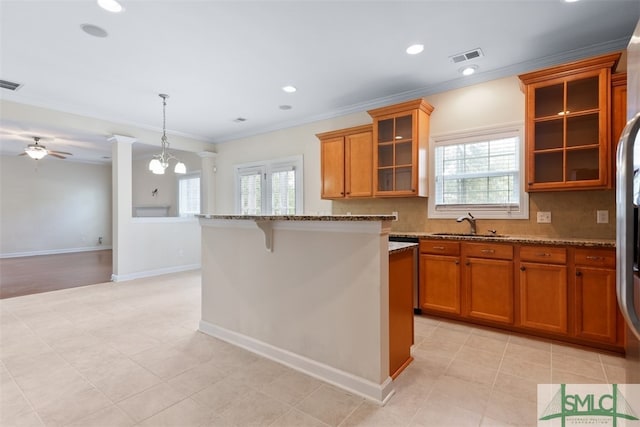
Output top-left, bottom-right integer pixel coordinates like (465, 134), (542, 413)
(198, 320), (395, 405)
(111, 263), (200, 282)
(0, 246), (112, 259)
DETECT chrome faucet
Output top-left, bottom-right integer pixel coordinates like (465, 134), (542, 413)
(456, 212), (476, 235)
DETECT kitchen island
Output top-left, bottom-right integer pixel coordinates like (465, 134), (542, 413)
(197, 214), (400, 404)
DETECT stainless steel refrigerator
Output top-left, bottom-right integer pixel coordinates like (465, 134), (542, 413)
(616, 18), (640, 383)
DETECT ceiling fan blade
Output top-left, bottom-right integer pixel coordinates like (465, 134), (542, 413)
(49, 150), (72, 156)
(48, 153), (67, 159)
(18, 152), (27, 156)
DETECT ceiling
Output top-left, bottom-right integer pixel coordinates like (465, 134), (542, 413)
(1, 0), (639, 164)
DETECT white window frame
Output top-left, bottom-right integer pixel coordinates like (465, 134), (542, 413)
(177, 171), (201, 217)
(234, 155), (303, 215)
(427, 123), (529, 220)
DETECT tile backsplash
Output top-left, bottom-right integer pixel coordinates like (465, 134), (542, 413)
(332, 190), (615, 240)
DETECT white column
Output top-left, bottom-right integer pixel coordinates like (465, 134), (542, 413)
(198, 151), (217, 215)
(109, 134), (136, 279)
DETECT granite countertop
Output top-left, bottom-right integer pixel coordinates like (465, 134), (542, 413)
(390, 231), (616, 248)
(388, 242), (418, 254)
(197, 214), (396, 221)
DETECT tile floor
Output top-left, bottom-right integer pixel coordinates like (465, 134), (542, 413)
(0, 270), (633, 426)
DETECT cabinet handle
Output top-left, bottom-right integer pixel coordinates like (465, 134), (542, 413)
(576, 271), (582, 277)
(520, 266), (526, 271)
(535, 252), (551, 257)
(455, 260), (460, 265)
(432, 246), (445, 250)
(586, 256), (603, 261)
(465, 261), (470, 266)
(480, 249), (495, 254)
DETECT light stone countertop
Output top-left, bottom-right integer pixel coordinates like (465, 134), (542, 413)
(388, 242), (418, 254)
(197, 214), (396, 221)
(390, 231), (616, 248)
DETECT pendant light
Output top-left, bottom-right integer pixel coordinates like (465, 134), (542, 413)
(148, 93), (186, 175)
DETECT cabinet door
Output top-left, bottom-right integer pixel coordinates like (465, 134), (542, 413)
(374, 113), (416, 196)
(526, 70), (608, 190)
(320, 136), (344, 199)
(345, 130), (373, 198)
(420, 254), (461, 315)
(574, 266), (618, 344)
(519, 53), (620, 192)
(518, 262), (568, 334)
(464, 257), (514, 324)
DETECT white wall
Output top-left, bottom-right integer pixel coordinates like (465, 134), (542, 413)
(214, 111), (371, 215)
(0, 156), (112, 257)
(213, 76), (524, 213)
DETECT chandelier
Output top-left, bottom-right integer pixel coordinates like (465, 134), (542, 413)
(148, 93), (186, 175)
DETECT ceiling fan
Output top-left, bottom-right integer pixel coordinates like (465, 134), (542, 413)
(21, 137), (72, 160)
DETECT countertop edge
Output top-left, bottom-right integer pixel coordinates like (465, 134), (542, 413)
(390, 232), (616, 248)
(197, 214), (396, 222)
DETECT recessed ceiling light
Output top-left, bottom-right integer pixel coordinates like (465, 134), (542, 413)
(406, 44), (424, 55)
(279, 105), (293, 110)
(460, 65), (478, 76)
(81, 24), (108, 38)
(97, 0), (123, 13)
(565, 0), (580, 2)
(282, 85), (297, 93)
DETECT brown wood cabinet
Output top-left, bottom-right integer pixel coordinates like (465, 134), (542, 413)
(611, 72), (627, 185)
(389, 247), (415, 378)
(517, 246), (568, 334)
(419, 240), (461, 315)
(368, 99), (434, 197)
(462, 242), (514, 325)
(573, 248), (620, 345)
(317, 125), (373, 199)
(519, 53), (621, 191)
(418, 238), (624, 352)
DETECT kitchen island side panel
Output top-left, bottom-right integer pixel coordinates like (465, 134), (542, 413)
(199, 219), (390, 387)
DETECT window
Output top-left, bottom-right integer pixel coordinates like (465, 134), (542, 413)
(178, 172), (201, 217)
(428, 125), (528, 219)
(235, 156), (303, 215)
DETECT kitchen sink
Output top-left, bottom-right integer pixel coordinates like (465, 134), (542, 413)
(431, 232), (505, 238)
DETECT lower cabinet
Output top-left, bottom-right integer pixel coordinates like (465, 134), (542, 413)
(517, 246), (568, 334)
(419, 239), (623, 352)
(419, 240), (461, 315)
(573, 248), (619, 344)
(462, 242), (514, 325)
(389, 248), (415, 378)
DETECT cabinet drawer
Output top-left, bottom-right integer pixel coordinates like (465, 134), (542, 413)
(463, 242), (513, 260)
(420, 240), (460, 256)
(574, 248), (616, 269)
(520, 246), (566, 264)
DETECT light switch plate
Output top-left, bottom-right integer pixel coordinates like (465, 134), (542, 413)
(537, 211), (552, 223)
(392, 211), (399, 221)
(596, 210), (609, 224)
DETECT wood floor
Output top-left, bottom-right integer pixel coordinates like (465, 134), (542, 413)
(0, 250), (112, 299)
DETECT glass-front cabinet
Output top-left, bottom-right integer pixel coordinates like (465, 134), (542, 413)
(368, 98), (434, 197)
(519, 52), (620, 191)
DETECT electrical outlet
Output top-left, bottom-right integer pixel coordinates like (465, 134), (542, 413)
(596, 210), (609, 224)
(392, 211), (399, 221)
(537, 211), (551, 224)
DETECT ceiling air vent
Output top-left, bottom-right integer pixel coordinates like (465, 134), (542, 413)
(0, 79), (22, 91)
(233, 117), (247, 123)
(450, 48), (484, 64)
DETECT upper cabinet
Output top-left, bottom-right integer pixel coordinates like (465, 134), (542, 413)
(518, 53), (621, 192)
(368, 99), (434, 197)
(611, 72), (627, 185)
(317, 124), (373, 199)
